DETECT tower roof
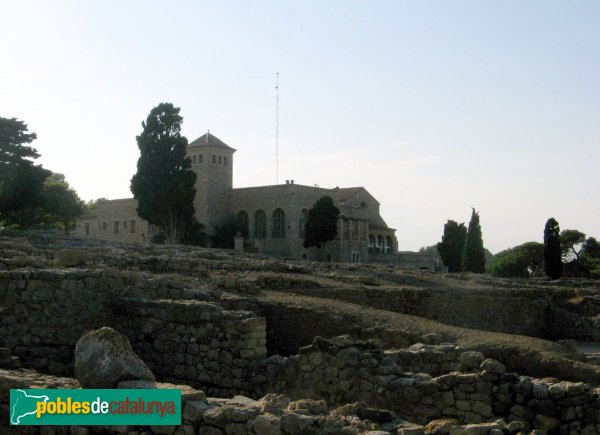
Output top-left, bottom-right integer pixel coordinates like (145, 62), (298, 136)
(188, 132), (236, 152)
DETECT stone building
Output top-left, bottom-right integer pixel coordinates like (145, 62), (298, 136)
(76, 132), (397, 262)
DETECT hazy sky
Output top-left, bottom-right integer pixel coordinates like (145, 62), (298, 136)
(1, 1), (598, 253)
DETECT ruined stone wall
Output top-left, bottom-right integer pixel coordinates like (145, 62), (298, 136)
(113, 297), (266, 397)
(0, 269), (267, 395)
(263, 285), (551, 337)
(249, 336), (600, 432)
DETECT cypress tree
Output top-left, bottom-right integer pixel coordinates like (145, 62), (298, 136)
(543, 217), (563, 279)
(436, 220), (467, 272)
(463, 208), (486, 273)
(130, 103), (196, 244)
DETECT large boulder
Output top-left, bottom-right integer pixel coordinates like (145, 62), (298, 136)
(74, 326), (155, 388)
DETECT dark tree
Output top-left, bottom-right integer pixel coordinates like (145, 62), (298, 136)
(210, 215), (242, 249)
(41, 173), (85, 234)
(436, 220), (467, 272)
(130, 103), (196, 244)
(0, 117), (39, 165)
(0, 117), (51, 227)
(543, 217), (563, 279)
(303, 196), (340, 249)
(487, 242), (543, 278)
(463, 208), (486, 273)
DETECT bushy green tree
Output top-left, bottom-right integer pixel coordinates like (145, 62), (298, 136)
(463, 208), (485, 273)
(130, 103), (196, 244)
(543, 218), (562, 279)
(0, 117), (51, 227)
(582, 237), (600, 279)
(487, 242), (543, 277)
(303, 196), (340, 249)
(41, 173), (85, 234)
(436, 220), (467, 272)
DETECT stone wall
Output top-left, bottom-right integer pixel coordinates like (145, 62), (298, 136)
(114, 297), (266, 397)
(248, 336), (600, 432)
(0, 368), (538, 435)
(0, 269), (267, 395)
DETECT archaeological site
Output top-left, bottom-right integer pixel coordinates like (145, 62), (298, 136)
(2, 231), (600, 435)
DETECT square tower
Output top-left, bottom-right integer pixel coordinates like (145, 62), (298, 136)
(186, 132), (236, 233)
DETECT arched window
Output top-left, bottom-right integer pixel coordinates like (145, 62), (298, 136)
(377, 235), (384, 253)
(386, 236), (393, 254)
(368, 234), (375, 253)
(299, 209), (308, 238)
(254, 210), (267, 239)
(237, 211), (249, 237)
(272, 208), (286, 239)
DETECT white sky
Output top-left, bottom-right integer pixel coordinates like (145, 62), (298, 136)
(1, 1), (598, 253)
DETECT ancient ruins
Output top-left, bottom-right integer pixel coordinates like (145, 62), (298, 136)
(2, 231), (600, 434)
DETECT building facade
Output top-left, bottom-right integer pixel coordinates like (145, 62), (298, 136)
(76, 133), (397, 262)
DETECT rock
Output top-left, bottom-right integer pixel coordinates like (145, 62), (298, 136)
(506, 421), (524, 434)
(424, 418), (458, 435)
(74, 326), (155, 388)
(258, 394), (290, 414)
(182, 401), (210, 423)
(533, 414), (560, 432)
(532, 382), (548, 399)
(458, 352), (484, 371)
(287, 399), (327, 415)
(279, 413), (316, 433)
(331, 402), (366, 416)
(480, 359), (505, 375)
(548, 382), (567, 399)
(254, 415), (282, 435)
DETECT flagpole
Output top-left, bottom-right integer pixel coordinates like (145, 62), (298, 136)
(275, 72), (279, 185)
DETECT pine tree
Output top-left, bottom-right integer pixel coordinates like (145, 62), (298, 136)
(543, 217), (563, 279)
(303, 196), (340, 249)
(130, 103), (196, 244)
(463, 208), (486, 273)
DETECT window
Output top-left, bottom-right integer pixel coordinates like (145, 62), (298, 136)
(84, 223), (90, 236)
(130, 220), (136, 233)
(212, 155), (216, 164)
(254, 210), (267, 239)
(218, 156), (222, 165)
(237, 211), (248, 237)
(224, 156), (228, 166)
(114, 221), (119, 234)
(102, 222), (107, 230)
(272, 208), (286, 239)
(192, 155), (197, 164)
(368, 234), (375, 254)
(299, 209), (308, 238)
(343, 219), (350, 239)
(199, 154), (203, 163)
(386, 236), (393, 254)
